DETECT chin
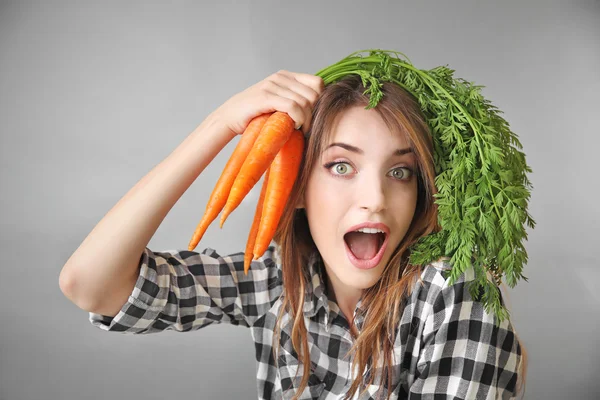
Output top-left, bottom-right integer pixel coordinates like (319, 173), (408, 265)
(342, 260), (387, 289)
(351, 276), (381, 291)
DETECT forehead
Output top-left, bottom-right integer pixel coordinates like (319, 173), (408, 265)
(326, 105), (411, 148)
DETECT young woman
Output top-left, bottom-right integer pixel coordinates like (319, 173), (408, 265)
(59, 70), (527, 399)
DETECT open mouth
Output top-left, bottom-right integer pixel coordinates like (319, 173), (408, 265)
(343, 231), (387, 260)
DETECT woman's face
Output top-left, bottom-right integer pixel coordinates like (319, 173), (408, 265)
(301, 105), (418, 302)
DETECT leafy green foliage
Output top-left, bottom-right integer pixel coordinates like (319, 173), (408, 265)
(316, 49), (535, 324)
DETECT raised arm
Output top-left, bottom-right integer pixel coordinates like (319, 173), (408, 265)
(59, 113), (235, 316)
(59, 70), (324, 317)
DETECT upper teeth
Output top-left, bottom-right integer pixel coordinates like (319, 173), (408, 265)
(354, 228), (385, 234)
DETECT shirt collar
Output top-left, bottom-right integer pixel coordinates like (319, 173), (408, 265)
(302, 250), (330, 317)
(272, 244), (327, 316)
(274, 244), (367, 330)
(302, 251), (367, 330)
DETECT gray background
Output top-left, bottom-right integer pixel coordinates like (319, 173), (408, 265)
(1, 0), (599, 399)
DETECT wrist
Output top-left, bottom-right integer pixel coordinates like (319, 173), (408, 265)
(193, 111), (236, 142)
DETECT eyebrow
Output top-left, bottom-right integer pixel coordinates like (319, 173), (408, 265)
(325, 142), (413, 156)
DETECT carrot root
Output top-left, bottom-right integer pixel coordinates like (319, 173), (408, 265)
(219, 112), (295, 228)
(244, 168), (270, 274)
(187, 114), (270, 251)
(253, 129), (304, 260)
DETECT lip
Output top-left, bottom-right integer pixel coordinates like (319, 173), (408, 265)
(344, 222), (390, 270)
(345, 222), (390, 236)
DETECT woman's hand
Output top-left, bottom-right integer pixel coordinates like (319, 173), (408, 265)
(213, 70), (325, 139)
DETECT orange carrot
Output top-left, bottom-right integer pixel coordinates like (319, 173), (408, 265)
(188, 113), (270, 251)
(253, 129), (304, 260)
(219, 112), (295, 228)
(244, 168), (270, 274)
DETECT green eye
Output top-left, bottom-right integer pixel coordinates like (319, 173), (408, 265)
(334, 163), (350, 174)
(324, 162), (414, 181)
(324, 161), (354, 176)
(389, 167), (413, 180)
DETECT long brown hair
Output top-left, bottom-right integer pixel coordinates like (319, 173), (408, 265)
(271, 74), (527, 399)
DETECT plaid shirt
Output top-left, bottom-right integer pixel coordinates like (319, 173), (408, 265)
(89, 244), (522, 399)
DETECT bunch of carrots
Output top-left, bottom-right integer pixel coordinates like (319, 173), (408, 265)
(187, 111), (304, 274)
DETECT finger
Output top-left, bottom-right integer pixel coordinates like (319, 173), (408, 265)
(273, 71), (322, 107)
(278, 70), (325, 96)
(265, 81), (313, 131)
(277, 72), (324, 133)
(264, 91), (306, 130)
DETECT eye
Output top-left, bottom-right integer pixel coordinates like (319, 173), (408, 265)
(388, 167), (414, 180)
(325, 161), (355, 176)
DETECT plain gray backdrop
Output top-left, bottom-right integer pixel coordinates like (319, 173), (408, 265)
(1, 0), (599, 399)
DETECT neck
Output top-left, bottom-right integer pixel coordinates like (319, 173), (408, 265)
(324, 272), (363, 324)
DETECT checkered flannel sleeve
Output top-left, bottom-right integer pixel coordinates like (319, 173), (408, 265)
(89, 245), (283, 333)
(409, 267), (522, 399)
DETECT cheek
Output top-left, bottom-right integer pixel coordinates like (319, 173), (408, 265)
(305, 172), (332, 209)
(304, 177), (345, 235)
(400, 183), (418, 211)
(305, 194), (330, 222)
(394, 186), (419, 232)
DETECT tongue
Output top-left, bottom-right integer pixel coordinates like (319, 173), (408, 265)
(345, 232), (381, 260)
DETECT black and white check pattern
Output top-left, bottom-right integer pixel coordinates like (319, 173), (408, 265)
(89, 244), (522, 399)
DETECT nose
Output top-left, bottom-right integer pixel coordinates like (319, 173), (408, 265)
(358, 173), (387, 213)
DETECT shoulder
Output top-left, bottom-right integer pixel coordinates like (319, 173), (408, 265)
(416, 257), (493, 301)
(407, 257), (455, 313)
(149, 243), (282, 275)
(410, 257), (510, 329)
(138, 244), (283, 302)
(400, 260), (524, 398)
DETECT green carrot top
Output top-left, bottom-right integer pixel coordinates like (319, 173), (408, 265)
(315, 49), (535, 323)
